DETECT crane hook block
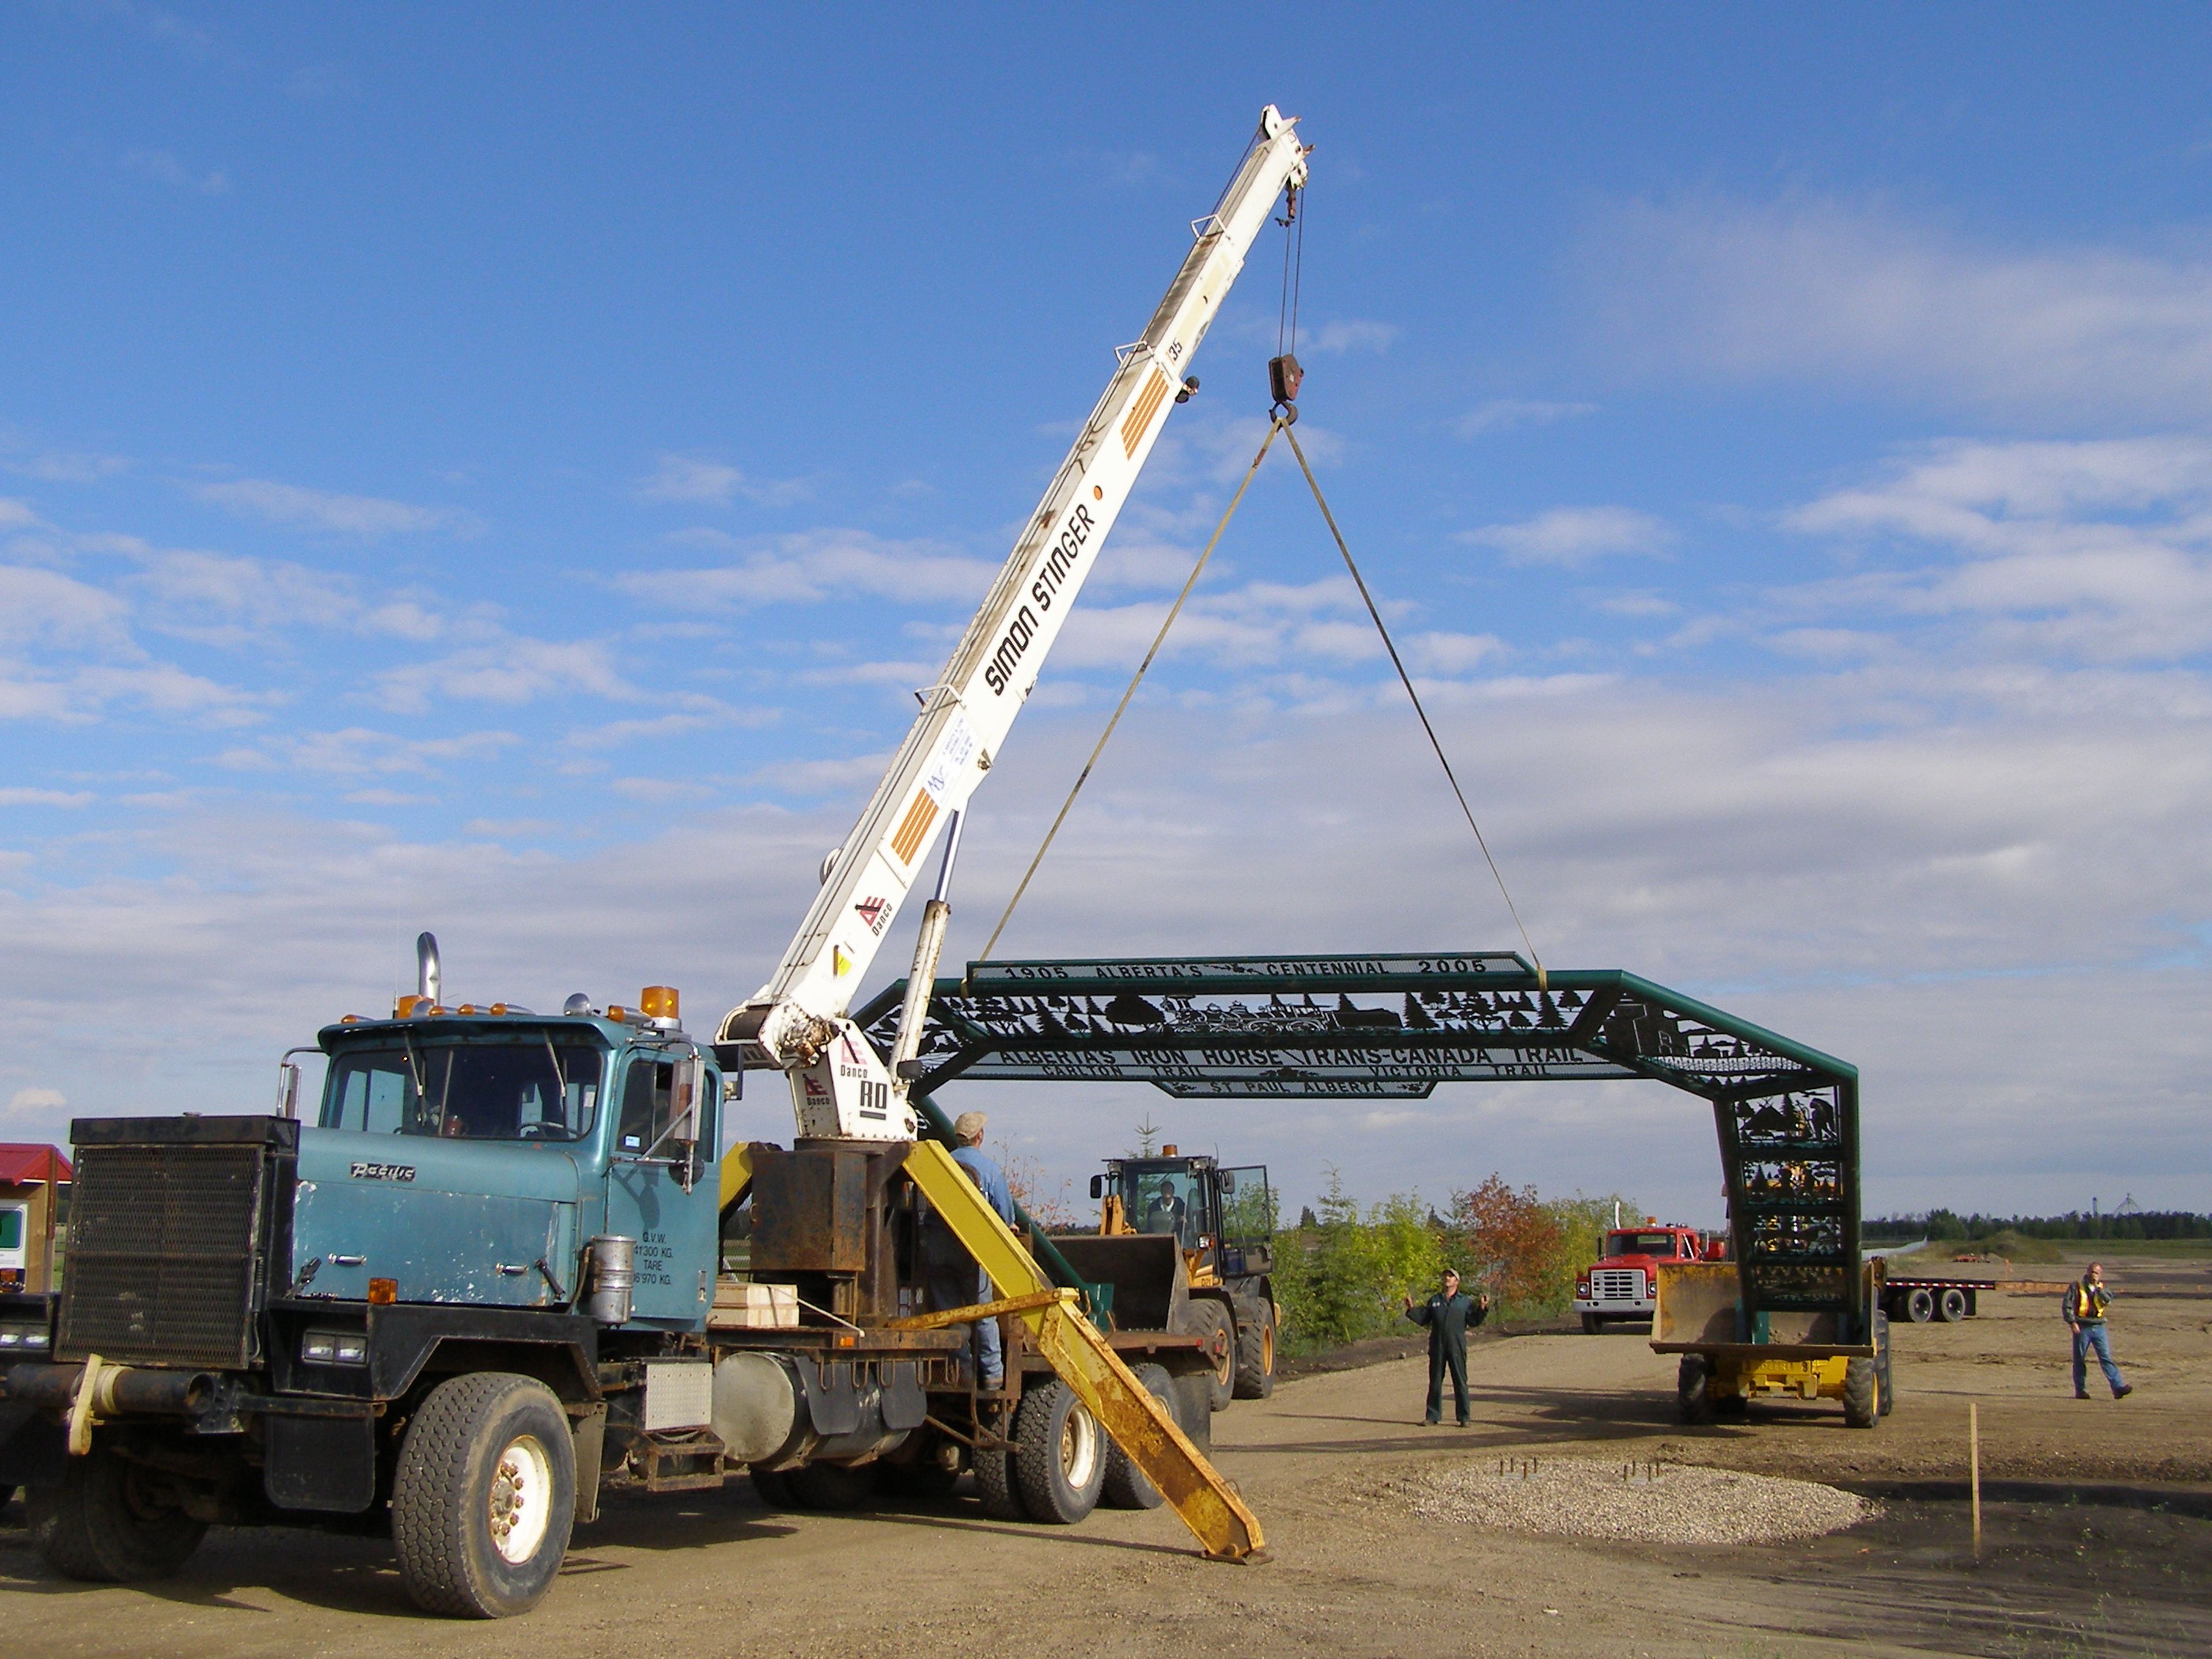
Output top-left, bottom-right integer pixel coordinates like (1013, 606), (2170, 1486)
(1268, 353), (1302, 408)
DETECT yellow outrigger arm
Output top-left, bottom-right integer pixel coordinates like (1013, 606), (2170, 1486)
(893, 1139), (1266, 1562)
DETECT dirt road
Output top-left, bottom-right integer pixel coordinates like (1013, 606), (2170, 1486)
(4, 1248), (2206, 1657)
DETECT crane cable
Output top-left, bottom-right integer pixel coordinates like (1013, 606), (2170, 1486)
(1281, 421), (1546, 990)
(976, 416), (1287, 967)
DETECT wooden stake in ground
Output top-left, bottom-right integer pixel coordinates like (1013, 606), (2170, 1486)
(1970, 1402), (1982, 1558)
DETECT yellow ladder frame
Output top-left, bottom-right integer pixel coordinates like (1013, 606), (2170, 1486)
(897, 1139), (1264, 1560)
(719, 1139), (1264, 1560)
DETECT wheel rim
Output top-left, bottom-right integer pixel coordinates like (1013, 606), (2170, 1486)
(1210, 1310), (1233, 1384)
(1059, 1401), (1101, 1490)
(1261, 1320), (1275, 1375)
(487, 1433), (554, 1564)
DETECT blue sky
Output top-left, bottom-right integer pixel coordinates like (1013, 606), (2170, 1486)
(5, 5), (2209, 1222)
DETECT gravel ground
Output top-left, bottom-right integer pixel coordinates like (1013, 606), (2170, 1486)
(1411, 1456), (1877, 1544)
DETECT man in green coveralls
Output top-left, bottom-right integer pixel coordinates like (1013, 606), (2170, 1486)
(1403, 1267), (1490, 1425)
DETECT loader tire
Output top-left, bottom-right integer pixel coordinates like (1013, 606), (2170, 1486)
(1874, 1310), (1895, 1416)
(1843, 1355), (1879, 1429)
(1013, 1381), (1105, 1525)
(1191, 1300), (1235, 1412)
(1102, 1363), (1173, 1510)
(391, 1372), (575, 1619)
(27, 1438), (206, 1583)
(1676, 1354), (1717, 1426)
(1233, 1302), (1276, 1400)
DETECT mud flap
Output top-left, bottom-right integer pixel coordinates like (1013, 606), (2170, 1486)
(264, 1411), (376, 1513)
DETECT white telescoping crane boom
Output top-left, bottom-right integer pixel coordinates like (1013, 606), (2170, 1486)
(718, 105), (1310, 1142)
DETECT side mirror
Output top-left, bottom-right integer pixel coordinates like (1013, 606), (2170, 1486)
(1219, 1171), (1237, 1194)
(1089, 1174), (1105, 1200)
(275, 1062), (301, 1120)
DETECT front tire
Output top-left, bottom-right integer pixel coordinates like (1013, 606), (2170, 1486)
(1190, 1300), (1236, 1412)
(27, 1440), (207, 1583)
(1874, 1310), (1895, 1416)
(1676, 1354), (1717, 1425)
(1842, 1354), (1879, 1428)
(391, 1372), (577, 1619)
(1012, 1381), (1105, 1524)
(1233, 1302), (1275, 1399)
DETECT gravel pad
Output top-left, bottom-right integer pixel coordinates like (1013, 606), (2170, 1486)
(1412, 1457), (1877, 1544)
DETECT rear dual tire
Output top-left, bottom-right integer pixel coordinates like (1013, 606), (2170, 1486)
(28, 1440), (207, 1583)
(1012, 1380), (1105, 1524)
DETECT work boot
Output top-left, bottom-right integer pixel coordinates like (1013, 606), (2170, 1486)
(2075, 1391), (2092, 1399)
(2114, 1384), (2133, 1399)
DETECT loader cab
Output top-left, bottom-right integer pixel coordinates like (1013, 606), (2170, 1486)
(300, 991), (722, 1330)
(1091, 1150), (1275, 1282)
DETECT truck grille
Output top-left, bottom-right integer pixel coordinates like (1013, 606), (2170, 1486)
(59, 1141), (271, 1369)
(1592, 1268), (1646, 1303)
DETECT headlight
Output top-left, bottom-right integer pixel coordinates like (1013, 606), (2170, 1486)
(301, 1330), (369, 1366)
(0, 1325), (48, 1350)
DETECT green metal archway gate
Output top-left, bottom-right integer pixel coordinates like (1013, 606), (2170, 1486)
(858, 952), (1867, 1341)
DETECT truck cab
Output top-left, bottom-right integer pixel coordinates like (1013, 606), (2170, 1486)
(1574, 1221), (1721, 1332)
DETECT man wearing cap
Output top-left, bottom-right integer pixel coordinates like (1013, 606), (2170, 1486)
(927, 1111), (1018, 1391)
(1403, 1267), (1490, 1426)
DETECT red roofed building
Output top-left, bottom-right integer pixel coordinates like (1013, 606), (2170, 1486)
(0, 1143), (70, 1293)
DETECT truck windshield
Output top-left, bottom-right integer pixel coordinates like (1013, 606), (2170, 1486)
(321, 1039), (604, 1142)
(1605, 1231), (1681, 1257)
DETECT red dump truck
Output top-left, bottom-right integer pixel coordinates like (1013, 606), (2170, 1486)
(1574, 1219), (1726, 1332)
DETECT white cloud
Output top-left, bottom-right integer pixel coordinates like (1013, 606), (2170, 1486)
(8, 452), (132, 483)
(1455, 400), (1597, 438)
(1302, 318), (1400, 355)
(1461, 507), (1673, 567)
(121, 147), (231, 195)
(373, 635), (632, 713)
(222, 726), (520, 780)
(637, 454), (816, 508)
(0, 498), (37, 526)
(1591, 196), (2212, 421)
(191, 478), (460, 537)
(0, 789), (93, 808)
(1777, 437), (2212, 662)
(618, 530), (998, 609)
(6, 1086), (66, 1117)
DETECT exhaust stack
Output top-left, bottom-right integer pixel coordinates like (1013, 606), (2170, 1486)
(416, 932), (441, 1005)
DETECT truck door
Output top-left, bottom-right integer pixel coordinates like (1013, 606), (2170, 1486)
(602, 1047), (719, 1326)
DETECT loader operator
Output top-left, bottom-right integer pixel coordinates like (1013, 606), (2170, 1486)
(925, 1111), (1018, 1392)
(1402, 1267), (1490, 1426)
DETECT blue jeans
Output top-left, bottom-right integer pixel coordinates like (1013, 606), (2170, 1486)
(2073, 1323), (2124, 1395)
(930, 1263), (1002, 1387)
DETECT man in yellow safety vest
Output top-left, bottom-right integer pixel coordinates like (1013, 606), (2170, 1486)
(2063, 1262), (2131, 1400)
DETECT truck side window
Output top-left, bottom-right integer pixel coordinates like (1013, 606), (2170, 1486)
(328, 1058), (411, 1134)
(618, 1062), (673, 1154)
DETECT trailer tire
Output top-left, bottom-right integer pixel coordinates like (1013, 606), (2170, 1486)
(1013, 1381), (1105, 1525)
(1676, 1355), (1716, 1425)
(1842, 1354), (1879, 1429)
(26, 1440), (206, 1583)
(391, 1372), (576, 1619)
(1581, 1313), (1602, 1334)
(1936, 1287), (1968, 1324)
(1233, 1304), (1275, 1400)
(1904, 1286), (1936, 1323)
(1102, 1363), (1173, 1510)
(1191, 1300), (1235, 1412)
